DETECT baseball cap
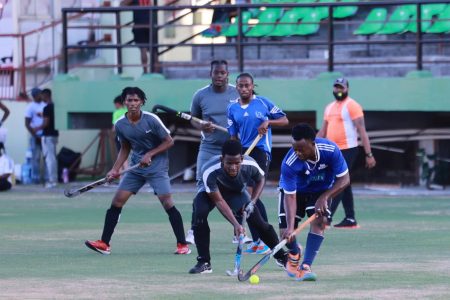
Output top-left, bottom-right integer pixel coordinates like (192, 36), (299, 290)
(333, 78), (348, 88)
(31, 87), (42, 98)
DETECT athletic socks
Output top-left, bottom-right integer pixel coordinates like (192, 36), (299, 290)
(166, 206), (187, 244)
(286, 239), (301, 255)
(101, 205), (122, 245)
(302, 232), (324, 266)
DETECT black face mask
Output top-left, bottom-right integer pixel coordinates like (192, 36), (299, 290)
(333, 91), (348, 101)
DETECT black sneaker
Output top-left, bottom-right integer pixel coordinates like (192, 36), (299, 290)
(334, 218), (359, 229)
(189, 261), (212, 274)
(275, 252), (287, 270)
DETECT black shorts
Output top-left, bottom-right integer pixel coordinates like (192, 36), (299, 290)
(132, 28), (150, 45)
(277, 189), (331, 229)
(242, 146), (270, 187)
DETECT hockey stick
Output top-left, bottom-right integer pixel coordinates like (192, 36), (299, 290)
(226, 209), (248, 277)
(63, 163), (140, 198)
(151, 104), (228, 133)
(237, 214), (317, 281)
(243, 134), (263, 156)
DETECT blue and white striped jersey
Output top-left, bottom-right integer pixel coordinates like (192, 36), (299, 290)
(279, 138), (348, 194)
(227, 95), (286, 155)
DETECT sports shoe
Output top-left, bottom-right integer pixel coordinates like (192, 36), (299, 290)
(295, 264), (317, 281)
(189, 261), (212, 274)
(174, 243), (191, 255)
(275, 252), (288, 270)
(286, 252), (301, 277)
(186, 229), (195, 245)
(334, 218), (359, 229)
(85, 240), (111, 255)
(244, 240), (269, 254)
(232, 235), (253, 244)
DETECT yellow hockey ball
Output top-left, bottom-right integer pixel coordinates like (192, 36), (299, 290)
(249, 274), (260, 284)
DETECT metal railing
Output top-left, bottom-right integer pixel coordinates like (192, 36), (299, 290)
(57, 0), (450, 75)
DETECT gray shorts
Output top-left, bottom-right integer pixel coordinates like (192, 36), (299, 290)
(196, 147), (221, 181)
(118, 170), (171, 195)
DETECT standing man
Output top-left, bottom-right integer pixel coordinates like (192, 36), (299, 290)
(34, 89), (59, 188)
(189, 139), (287, 274)
(317, 78), (376, 228)
(121, 0), (152, 74)
(0, 100), (10, 127)
(24, 87), (46, 184)
(227, 72), (289, 254)
(279, 123), (350, 281)
(185, 60), (242, 245)
(85, 87), (190, 255)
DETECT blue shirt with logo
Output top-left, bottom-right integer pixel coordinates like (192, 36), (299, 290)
(227, 95), (285, 155)
(279, 138), (348, 193)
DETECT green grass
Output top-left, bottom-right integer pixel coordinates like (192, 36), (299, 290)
(1, 188), (450, 299)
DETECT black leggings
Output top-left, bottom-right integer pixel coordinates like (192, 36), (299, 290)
(192, 191), (284, 263)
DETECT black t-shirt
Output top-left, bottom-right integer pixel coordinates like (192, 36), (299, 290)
(132, 0), (151, 25)
(43, 103), (59, 137)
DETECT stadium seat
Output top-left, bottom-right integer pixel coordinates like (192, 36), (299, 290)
(315, 0), (336, 20)
(376, 5), (415, 34)
(353, 8), (387, 35)
(427, 5), (450, 34)
(269, 9), (303, 36)
(293, 9), (321, 35)
(333, 0), (358, 19)
(245, 8), (282, 37)
(406, 4), (446, 33)
(221, 11), (252, 37)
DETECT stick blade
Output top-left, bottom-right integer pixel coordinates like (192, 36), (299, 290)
(64, 189), (78, 198)
(237, 269), (250, 282)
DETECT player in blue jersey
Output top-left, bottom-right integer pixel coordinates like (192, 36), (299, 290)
(279, 123), (350, 281)
(227, 72), (289, 254)
(85, 87), (191, 256)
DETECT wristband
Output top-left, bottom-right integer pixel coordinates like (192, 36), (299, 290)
(366, 152), (373, 158)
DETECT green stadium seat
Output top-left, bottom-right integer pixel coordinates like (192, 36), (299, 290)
(407, 4), (446, 33)
(245, 8), (282, 37)
(376, 5), (415, 34)
(315, 0), (336, 20)
(353, 8), (387, 35)
(293, 9), (321, 35)
(221, 11), (252, 37)
(269, 9), (303, 36)
(427, 5), (450, 34)
(333, 0), (358, 19)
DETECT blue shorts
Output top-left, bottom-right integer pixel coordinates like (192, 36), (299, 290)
(118, 170), (171, 195)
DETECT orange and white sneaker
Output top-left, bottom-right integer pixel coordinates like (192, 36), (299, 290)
(286, 253), (301, 277)
(174, 243), (191, 255)
(295, 264), (317, 281)
(85, 240), (111, 255)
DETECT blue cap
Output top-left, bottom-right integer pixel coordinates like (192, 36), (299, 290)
(31, 87), (42, 98)
(334, 78), (348, 88)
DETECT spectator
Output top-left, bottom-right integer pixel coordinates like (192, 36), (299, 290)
(24, 88), (46, 184)
(0, 100), (10, 127)
(121, 0), (152, 73)
(316, 78), (376, 228)
(34, 89), (59, 188)
(112, 95), (128, 170)
(0, 142), (13, 191)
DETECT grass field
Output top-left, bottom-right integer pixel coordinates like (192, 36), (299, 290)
(1, 186), (450, 299)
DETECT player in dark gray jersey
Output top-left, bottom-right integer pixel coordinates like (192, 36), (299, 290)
(188, 139), (287, 274)
(85, 87), (191, 256)
(186, 60), (250, 244)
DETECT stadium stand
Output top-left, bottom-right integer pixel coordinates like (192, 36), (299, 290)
(353, 8), (387, 35)
(376, 5), (415, 34)
(426, 4), (450, 33)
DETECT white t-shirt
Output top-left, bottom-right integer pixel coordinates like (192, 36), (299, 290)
(24, 101), (47, 136)
(0, 154), (14, 183)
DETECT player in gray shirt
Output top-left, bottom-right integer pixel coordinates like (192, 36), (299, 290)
(186, 60), (243, 244)
(188, 139), (287, 274)
(85, 87), (191, 256)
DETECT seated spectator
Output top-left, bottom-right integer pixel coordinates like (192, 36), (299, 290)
(202, 0), (250, 37)
(0, 142), (13, 191)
